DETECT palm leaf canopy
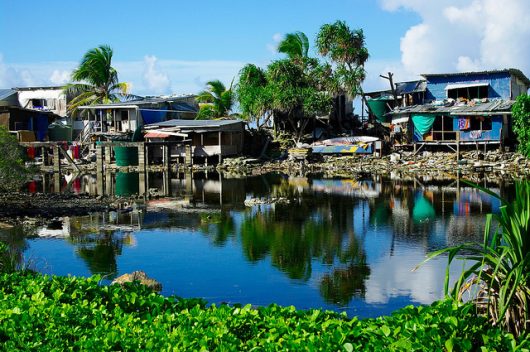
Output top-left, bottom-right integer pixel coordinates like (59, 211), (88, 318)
(196, 79), (234, 118)
(64, 45), (129, 115)
(277, 31), (309, 59)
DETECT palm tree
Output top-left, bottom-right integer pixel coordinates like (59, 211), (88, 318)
(195, 79), (234, 119)
(64, 45), (129, 116)
(277, 31), (309, 60)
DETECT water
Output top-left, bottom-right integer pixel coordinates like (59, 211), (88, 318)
(0, 172), (510, 318)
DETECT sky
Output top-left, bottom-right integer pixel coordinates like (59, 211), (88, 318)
(1, 0), (529, 98)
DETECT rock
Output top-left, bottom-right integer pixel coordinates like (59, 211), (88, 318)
(111, 271), (162, 291)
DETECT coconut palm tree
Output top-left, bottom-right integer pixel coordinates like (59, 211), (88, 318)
(64, 45), (129, 116)
(195, 79), (234, 119)
(277, 31), (309, 60)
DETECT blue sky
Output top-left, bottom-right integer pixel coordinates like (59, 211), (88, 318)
(1, 0), (529, 96)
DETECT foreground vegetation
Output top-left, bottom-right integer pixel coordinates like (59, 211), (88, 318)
(422, 180), (530, 338)
(0, 272), (528, 351)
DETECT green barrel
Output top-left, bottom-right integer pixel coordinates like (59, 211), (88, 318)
(114, 146), (138, 166)
(115, 172), (139, 197)
(48, 123), (72, 141)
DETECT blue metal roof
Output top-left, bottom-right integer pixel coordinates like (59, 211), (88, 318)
(0, 89), (17, 101)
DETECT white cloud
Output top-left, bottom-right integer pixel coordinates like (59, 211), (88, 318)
(266, 32), (283, 54)
(0, 53), (245, 96)
(118, 59), (245, 96)
(142, 55), (171, 94)
(380, 0), (530, 76)
(0, 54), (38, 87)
(49, 70), (71, 85)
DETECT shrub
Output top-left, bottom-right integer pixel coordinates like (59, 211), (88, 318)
(0, 127), (32, 192)
(0, 272), (528, 351)
(421, 180), (530, 337)
(512, 94), (530, 156)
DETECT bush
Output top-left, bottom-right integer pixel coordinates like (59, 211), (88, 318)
(0, 126), (30, 192)
(0, 272), (528, 351)
(421, 180), (530, 337)
(512, 94), (530, 156)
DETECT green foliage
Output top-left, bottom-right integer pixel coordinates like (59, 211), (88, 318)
(420, 180), (530, 337)
(195, 79), (235, 119)
(0, 127), (30, 192)
(316, 20), (368, 96)
(0, 272), (528, 350)
(236, 64), (272, 128)
(64, 45), (130, 116)
(277, 31), (310, 60)
(0, 243), (17, 273)
(236, 22), (368, 141)
(236, 58), (332, 142)
(512, 94), (530, 156)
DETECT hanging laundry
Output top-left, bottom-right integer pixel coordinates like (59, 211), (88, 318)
(27, 146), (35, 159)
(458, 118), (470, 130)
(470, 130), (482, 139)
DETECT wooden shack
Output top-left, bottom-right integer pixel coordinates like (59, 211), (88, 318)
(143, 119), (245, 164)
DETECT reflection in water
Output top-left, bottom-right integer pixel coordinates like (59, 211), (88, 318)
(1, 171), (515, 317)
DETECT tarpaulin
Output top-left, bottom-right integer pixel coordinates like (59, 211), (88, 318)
(366, 98), (389, 122)
(411, 114), (435, 135)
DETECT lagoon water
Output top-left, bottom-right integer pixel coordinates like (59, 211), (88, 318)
(1, 172), (509, 317)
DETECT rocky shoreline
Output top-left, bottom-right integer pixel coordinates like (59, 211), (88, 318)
(219, 150), (530, 179)
(1, 150), (529, 227)
(0, 192), (113, 226)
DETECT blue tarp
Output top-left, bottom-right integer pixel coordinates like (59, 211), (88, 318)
(140, 107), (168, 124)
(35, 114), (49, 141)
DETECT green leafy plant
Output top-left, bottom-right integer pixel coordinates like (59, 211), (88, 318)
(1, 272), (528, 350)
(512, 94), (530, 156)
(420, 180), (530, 337)
(0, 127), (31, 192)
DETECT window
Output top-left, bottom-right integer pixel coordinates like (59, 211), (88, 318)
(31, 99), (46, 109)
(469, 116), (481, 130)
(482, 117), (492, 131)
(447, 85), (488, 100)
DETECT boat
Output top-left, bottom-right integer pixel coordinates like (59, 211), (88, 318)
(310, 136), (379, 154)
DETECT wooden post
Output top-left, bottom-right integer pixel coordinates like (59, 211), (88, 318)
(137, 143), (146, 173)
(456, 133), (460, 162)
(41, 147), (48, 166)
(105, 170), (112, 196)
(96, 145), (104, 175)
(138, 172), (146, 196)
(96, 145), (104, 196)
(105, 145), (112, 167)
(163, 144), (170, 171)
(53, 172), (61, 193)
(185, 144), (193, 166)
(218, 131), (222, 164)
(53, 145), (61, 173)
(42, 173), (48, 192)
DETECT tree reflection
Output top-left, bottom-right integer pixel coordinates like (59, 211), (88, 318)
(200, 212), (235, 247)
(67, 214), (135, 280)
(239, 194), (370, 302)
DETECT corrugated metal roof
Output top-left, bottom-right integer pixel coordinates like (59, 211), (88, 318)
(144, 132), (170, 139)
(146, 119), (243, 128)
(395, 80), (426, 94)
(422, 69), (530, 86)
(389, 99), (514, 116)
(0, 89), (17, 101)
(79, 95), (197, 110)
